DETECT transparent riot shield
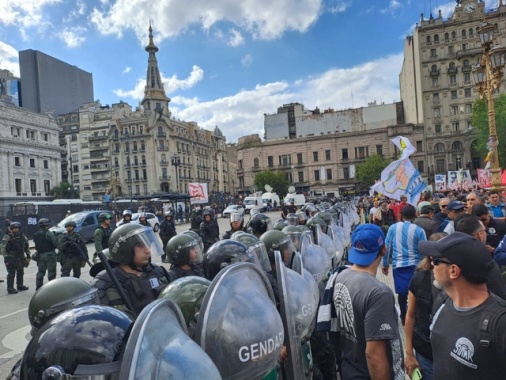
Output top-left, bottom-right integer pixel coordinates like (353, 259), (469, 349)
(119, 299), (221, 380)
(300, 230), (328, 286)
(315, 224), (337, 272)
(329, 220), (345, 265)
(291, 252), (319, 305)
(195, 262), (284, 380)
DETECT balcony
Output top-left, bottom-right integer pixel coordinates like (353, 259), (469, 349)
(159, 176), (171, 181)
(461, 65), (472, 72)
(429, 68), (440, 77)
(160, 160), (168, 166)
(157, 146), (169, 151)
(157, 132), (166, 138)
(447, 66), (458, 74)
(89, 134), (108, 141)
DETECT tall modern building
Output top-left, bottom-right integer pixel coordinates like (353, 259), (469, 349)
(19, 49), (94, 116)
(400, 0), (506, 177)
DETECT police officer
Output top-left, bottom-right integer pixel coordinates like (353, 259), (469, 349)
(247, 213), (273, 238)
(121, 209), (133, 224)
(164, 234), (204, 281)
(138, 212), (151, 227)
(0, 222), (30, 294)
(93, 212), (113, 262)
(159, 211), (177, 254)
(91, 223), (170, 318)
(200, 209), (220, 253)
(57, 221), (88, 278)
(32, 218), (58, 290)
(222, 211), (246, 239)
(190, 206), (203, 232)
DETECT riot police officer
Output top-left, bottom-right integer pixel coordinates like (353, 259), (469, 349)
(91, 223), (170, 318)
(159, 211), (177, 254)
(190, 206), (203, 232)
(121, 209), (133, 224)
(138, 212), (151, 227)
(57, 221), (88, 278)
(93, 212), (114, 262)
(32, 218), (58, 289)
(200, 209), (220, 252)
(222, 211), (246, 239)
(164, 234), (204, 281)
(0, 222), (30, 294)
(247, 213), (273, 238)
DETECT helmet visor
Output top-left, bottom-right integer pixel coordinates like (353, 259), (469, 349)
(117, 227), (165, 257)
(230, 212), (243, 223)
(285, 230), (302, 252)
(287, 215), (298, 226)
(249, 241), (272, 273)
(272, 236), (297, 268)
(265, 217), (273, 232)
(178, 239), (204, 264)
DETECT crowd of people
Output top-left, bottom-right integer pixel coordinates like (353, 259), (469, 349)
(1, 190), (506, 379)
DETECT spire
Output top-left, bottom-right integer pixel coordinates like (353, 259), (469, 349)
(142, 23), (169, 110)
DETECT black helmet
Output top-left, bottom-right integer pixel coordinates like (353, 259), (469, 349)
(165, 211), (173, 218)
(231, 232), (271, 273)
(10, 221), (21, 229)
(21, 305), (132, 379)
(260, 230), (297, 267)
(248, 213), (272, 235)
(203, 209), (213, 218)
(28, 277), (100, 336)
(182, 230), (204, 252)
(65, 220), (77, 228)
(98, 212), (113, 223)
(108, 223), (164, 265)
(38, 218), (51, 227)
(165, 234), (203, 265)
(203, 240), (262, 280)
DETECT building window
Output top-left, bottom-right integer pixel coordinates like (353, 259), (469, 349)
(465, 104), (472, 113)
(444, 32), (449, 41)
(416, 141), (423, 152)
(464, 72), (471, 83)
(43, 160), (49, 169)
(29, 158), (35, 168)
(436, 159), (445, 173)
(279, 155), (291, 166)
(434, 108), (441, 118)
(465, 88), (471, 97)
(343, 167), (350, 179)
(435, 143), (445, 152)
(30, 179), (36, 193)
(469, 28), (474, 36)
(297, 153), (303, 164)
(430, 48), (437, 58)
(450, 105), (458, 116)
(450, 75), (456, 85)
(434, 34), (439, 43)
(43, 133), (48, 142)
(462, 29), (466, 38)
(452, 122), (460, 131)
(326, 169), (332, 180)
(314, 170), (320, 181)
(298, 172), (304, 183)
(238, 159), (243, 170)
(448, 45), (454, 54)
(435, 124), (442, 133)
(426, 36), (431, 44)
(15, 178), (22, 192)
(417, 161), (425, 173)
(432, 77), (438, 87)
(253, 158), (259, 167)
(325, 150), (331, 161)
(462, 43), (467, 51)
(342, 148), (348, 160)
(313, 151), (319, 162)
(433, 93), (440, 102)
(44, 180), (50, 193)
(355, 146), (368, 159)
(15, 157), (21, 166)
(451, 90), (458, 99)
(267, 156), (273, 167)
(451, 31), (456, 39)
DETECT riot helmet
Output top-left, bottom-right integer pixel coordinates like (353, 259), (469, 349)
(282, 225), (303, 252)
(165, 234), (203, 266)
(261, 230), (297, 268)
(181, 230), (204, 253)
(138, 212), (148, 223)
(229, 211), (244, 228)
(122, 209), (132, 217)
(164, 211), (173, 219)
(98, 212), (113, 223)
(28, 277), (100, 336)
(296, 210), (308, 225)
(231, 231), (272, 273)
(301, 203), (317, 217)
(158, 276), (211, 338)
(38, 218), (51, 228)
(248, 213), (273, 235)
(108, 223), (164, 265)
(286, 213), (299, 226)
(273, 218), (290, 231)
(203, 240), (263, 280)
(21, 305), (132, 380)
(10, 221), (21, 229)
(65, 220), (77, 228)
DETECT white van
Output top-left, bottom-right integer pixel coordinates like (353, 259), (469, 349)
(283, 193), (306, 207)
(243, 192), (264, 214)
(262, 192), (280, 210)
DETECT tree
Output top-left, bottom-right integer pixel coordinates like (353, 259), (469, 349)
(471, 94), (506, 168)
(49, 182), (80, 199)
(356, 154), (392, 187)
(254, 170), (290, 197)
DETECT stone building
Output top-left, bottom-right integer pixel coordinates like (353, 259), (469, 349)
(400, 0), (506, 177)
(0, 99), (61, 208)
(58, 26), (230, 202)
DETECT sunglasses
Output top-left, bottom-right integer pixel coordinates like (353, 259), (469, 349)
(441, 205), (447, 208)
(431, 257), (453, 266)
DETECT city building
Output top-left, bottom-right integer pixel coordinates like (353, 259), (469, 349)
(19, 49), (94, 116)
(237, 101), (424, 196)
(0, 69), (21, 106)
(58, 26), (230, 202)
(400, 0), (506, 178)
(0, 99), (62, 209)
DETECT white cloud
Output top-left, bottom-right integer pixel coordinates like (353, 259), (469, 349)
(0, 41), (20, 76)
(58, 26), (87, 48)
(241, 54), (253, 68)
(63, 0), (87, 23)
(90, 0), (322, 44)
(326, 0), (352, 13)
(0, 0), (60, 32)
(381, 0), (403, 14)
(113, 65), (205, 99)
(228, 29), (244, 47)
(122, 66), (132, 74)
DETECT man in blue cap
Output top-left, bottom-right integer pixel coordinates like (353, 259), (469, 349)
(333, 224), (404, 380)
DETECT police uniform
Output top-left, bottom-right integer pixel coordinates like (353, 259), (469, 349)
(33, 228), (58, 289)
(57, 231), (88, 278)
(0, 230), (30, 293)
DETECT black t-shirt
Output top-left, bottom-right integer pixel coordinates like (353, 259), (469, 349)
(486, 218), (506, 248)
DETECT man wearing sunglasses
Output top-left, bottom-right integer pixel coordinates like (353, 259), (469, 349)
(433, 197), (450, 229)
(418, 233), (506, 380)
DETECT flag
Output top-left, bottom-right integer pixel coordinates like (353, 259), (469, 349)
(391, 136), (416, 160)
(189, 183), (209, 204)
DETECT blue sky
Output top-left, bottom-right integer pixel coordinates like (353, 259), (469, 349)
(0, 0), (499, 142)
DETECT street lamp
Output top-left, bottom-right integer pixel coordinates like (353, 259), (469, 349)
(171, 155), (181, 193)
(473, 22), (506, 190)
(124, 130), (133, 203)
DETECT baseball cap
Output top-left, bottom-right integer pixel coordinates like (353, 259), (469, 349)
(418, 232), (493, 282)
(447, 200), (465, 211)
(420, 205), (435, 215)
(348, 224), (385, 266)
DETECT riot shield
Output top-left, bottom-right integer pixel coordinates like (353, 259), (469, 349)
(315, 223), (336, 272)
(195, 263), (284, 380)
(291, 252), (319, 305)
(300, 231), (328, 286)
(119, 299), (221, 380)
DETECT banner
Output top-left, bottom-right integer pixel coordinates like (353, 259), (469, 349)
(447, 170), (471, 191)
(189, 183), (209, 204)
(434, 174), (447, 192)
(391, 136), (416, 160)
(477, 169), (492, 189)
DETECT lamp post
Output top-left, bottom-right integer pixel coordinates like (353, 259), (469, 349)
(430, 163), (435, 187)
(171, 155), (181, 193)
(473, 22), (506, 191)
(124, 130), (133, 203)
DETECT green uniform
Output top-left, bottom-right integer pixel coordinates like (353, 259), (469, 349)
(0, 232), (30, 291)
(57, 232), (88, 278)
(93, 225), (113, 262)
(33, 228), (58, 289)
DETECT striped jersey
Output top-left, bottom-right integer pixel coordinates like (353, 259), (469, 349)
(383, 221), (426, 269)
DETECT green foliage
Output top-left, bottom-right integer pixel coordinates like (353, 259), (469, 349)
(49, 182), (80, 199)
(472, 94), (506, 168)
(254, 170), (290, 197)
(356, 154), (392, 187)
